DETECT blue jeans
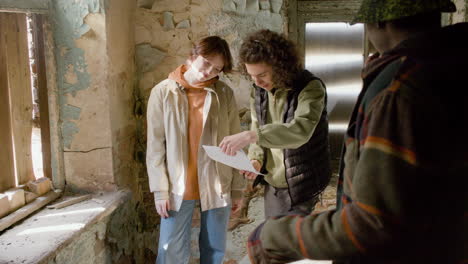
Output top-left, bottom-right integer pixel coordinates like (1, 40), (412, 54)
(156, 200), (231, 264)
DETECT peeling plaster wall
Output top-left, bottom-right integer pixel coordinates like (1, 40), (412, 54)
(51, 0), (103, 148)
(0, 0), (48, 13)
(51, 0), (116, 191)
(51, 0), (139, 193)
(105, 0), (138, 191)
(48, 0), (158, 261)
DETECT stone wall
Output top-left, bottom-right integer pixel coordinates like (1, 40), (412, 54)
(47, 218), (111, 264)
(135, 0), (286, 109)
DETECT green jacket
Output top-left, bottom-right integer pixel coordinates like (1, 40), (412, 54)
(248, 79), (325, 187)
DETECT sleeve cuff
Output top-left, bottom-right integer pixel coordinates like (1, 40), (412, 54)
(153, 191), (169, 200)
(255, 128), (263, 145)
(247, 149), (264, 164)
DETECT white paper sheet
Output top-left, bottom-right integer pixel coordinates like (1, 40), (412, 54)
(202, 145), (264, 175)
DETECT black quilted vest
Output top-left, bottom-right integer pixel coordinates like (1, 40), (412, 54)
(254, 70), (331, 206)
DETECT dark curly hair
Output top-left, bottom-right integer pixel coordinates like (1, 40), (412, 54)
(239, 29), (302, 88)
(191, 36), (233, 73)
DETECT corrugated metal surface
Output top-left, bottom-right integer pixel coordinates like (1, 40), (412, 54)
(305, 22), (364, 166)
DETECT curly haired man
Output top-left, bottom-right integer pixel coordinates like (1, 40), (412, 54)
(220, 29), (331, 218)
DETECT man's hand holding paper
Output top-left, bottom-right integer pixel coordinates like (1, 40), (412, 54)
(202, 145), (263, 176)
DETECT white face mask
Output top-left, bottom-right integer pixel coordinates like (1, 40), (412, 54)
(184, 55), (224, 85)
(184, 59), (206, 85)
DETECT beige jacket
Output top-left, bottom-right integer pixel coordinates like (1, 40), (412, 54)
(146, 79), (244, 212)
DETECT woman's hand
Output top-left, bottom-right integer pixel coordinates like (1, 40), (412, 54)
(219, 131), (258, 156)
(240, 160), (261, 180)
(155, 199), (171, 218)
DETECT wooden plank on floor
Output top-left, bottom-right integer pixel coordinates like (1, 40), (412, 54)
(47, 194), (92, 209)
(4, 13), (34, 184)
(32, 14), (52, 179)
(0, 14), (16, 193)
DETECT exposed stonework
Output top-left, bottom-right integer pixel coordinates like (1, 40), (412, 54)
(222, 0), (283, 14)
(136, 44), (167, 73)
(135, 0), (285, 100)
(151, 0), (191, 13)
(163, 11), (175, 30)
(205, 3), (284, 107)
(260, 0), (271, 10)
(246, 0), (260, 14)
(137, 0), (155, 9)
(135, 25), (152, 44)
(48, 219), (110, 264)
(271, 0), (283, 13)
(176, 19), (191, 29)
(106, 194), (160, 263)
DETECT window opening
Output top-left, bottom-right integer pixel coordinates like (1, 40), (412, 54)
(0, 12), (52, 220)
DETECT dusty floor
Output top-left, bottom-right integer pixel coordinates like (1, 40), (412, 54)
(227, 174), (338, 263)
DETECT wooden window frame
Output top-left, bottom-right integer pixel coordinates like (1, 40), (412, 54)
(0, 6), (63, 230)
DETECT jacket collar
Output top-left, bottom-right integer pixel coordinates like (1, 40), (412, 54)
(168, 79), (217, 95)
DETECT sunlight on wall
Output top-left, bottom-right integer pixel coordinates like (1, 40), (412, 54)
(31, 127), (44, 179)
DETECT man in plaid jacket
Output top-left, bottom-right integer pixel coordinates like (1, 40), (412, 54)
(247, 0), (468, 263)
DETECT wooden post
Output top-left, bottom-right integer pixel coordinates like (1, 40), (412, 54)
(3, 13), (34, 185)
(32, 14), (52, 179)
(0, 14), (17, 193)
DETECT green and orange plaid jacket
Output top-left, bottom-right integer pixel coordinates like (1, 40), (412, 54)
(247, 22), (468, 264)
